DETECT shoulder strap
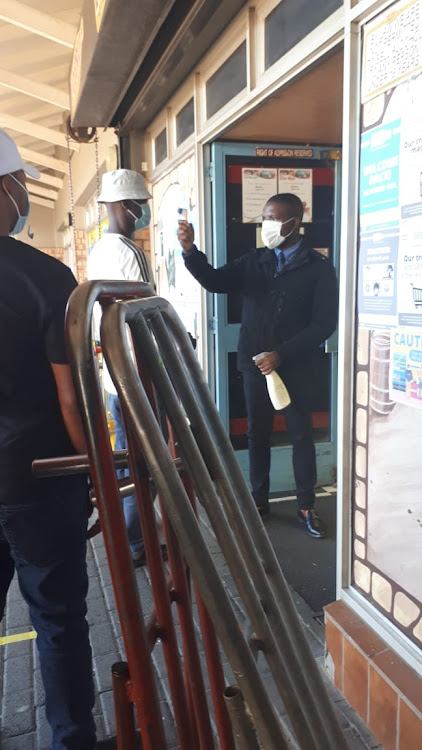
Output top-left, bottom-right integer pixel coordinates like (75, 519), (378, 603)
(120, 237), (151, 283)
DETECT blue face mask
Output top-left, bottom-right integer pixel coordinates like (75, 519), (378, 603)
(127, 201), (151, 231)
(4, 174), (30, 236)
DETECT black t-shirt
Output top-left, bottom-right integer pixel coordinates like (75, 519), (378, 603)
(0, 237), (78, 503)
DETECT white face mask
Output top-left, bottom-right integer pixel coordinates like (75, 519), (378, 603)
(261, 218), (295, 250)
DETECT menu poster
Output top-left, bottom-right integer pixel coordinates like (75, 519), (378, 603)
(241, 168), (277, 223)
(278, 168), (313, 222)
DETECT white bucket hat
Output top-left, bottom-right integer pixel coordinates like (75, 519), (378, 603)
(97, 169), (152, 203)
(0, 129), (40, 179)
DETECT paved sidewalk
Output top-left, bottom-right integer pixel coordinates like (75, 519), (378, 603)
(1, 509), (383, 749)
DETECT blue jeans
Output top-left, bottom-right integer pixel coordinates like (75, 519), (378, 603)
(108, 393), (143, 555)
(0, 478), (96, 750)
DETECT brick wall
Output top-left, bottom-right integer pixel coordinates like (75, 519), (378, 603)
(74, 229), (88, 283)
(40, 247), (66, 264)
(133, 226), (152, 270)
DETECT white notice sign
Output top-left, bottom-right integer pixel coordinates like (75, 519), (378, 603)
(278, 168), (313, 222)
(241, 168), (278, 223)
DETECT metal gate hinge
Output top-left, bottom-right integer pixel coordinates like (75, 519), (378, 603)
(208, 317), (217, 332)
(205, 164), (214, 181)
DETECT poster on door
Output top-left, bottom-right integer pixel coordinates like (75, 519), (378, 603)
(389, 327), (422, 408)
(277, 168), (313, 222)
(241, 168), (277, 223)
(358, 227), (398, 326)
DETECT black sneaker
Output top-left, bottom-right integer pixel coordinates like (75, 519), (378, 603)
(256, 503), (270, 518)
(297, 509), (326, 538)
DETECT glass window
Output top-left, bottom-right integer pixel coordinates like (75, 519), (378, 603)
(176, 98), (195, 146)
(206, 42), (247, 120)
(155, 128), (168, 165)
(265, 0), (342, 70)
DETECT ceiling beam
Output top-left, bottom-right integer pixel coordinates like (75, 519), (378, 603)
(20, 146), (69, 175)
(0, 0), (76, 48)
(28, 194), (55, 210)
(0, 113), (78, 150)
(28, 173), (63, 190)
(28, 184), (58, 201)
(0, 68), (69, 109)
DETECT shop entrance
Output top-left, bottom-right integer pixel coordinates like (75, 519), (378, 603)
(208, 141), (340, 494)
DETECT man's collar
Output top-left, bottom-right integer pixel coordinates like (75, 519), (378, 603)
(274, 238), (302, 264)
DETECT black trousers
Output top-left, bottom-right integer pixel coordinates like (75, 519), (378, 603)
(242, 368), (316, 510)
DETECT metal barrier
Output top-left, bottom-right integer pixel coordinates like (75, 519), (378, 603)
(33, 281), (348, 749)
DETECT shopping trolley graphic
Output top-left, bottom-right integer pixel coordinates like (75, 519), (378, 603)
(411, 283), (422, 308)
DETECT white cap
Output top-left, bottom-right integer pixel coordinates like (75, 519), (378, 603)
(0, 129), (40, 179)
(97, 169), (152, 203)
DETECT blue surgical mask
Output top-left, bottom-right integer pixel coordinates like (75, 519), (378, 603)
(4, 174), (30, 236)
(127, 201), (151, 231)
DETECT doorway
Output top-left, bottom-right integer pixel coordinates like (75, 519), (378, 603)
(208, 140), (341, 493)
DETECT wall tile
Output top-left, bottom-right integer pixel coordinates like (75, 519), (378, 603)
(372, 650), (422, 714)
(369, 667), (398, 750)
(399, 700), (422, 750)
(325, 618), (343, 690)
(343, 639), (368, 722)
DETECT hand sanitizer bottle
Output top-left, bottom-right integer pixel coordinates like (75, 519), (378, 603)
(252, 352), (291, 410)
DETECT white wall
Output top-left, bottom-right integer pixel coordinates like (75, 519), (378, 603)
(15, 203), (57, 249)
(55, 128), (118, 232)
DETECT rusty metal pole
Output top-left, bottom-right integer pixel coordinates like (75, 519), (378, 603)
(224, 686), (261, 750)
(112, 662), (137, 750)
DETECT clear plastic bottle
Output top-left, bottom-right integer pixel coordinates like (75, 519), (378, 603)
(252, 352), (291, 410)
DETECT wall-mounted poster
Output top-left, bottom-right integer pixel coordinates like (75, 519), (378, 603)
(241, 168), (277, 223)
(389, 327), (422, 409)
(278, 168), (313, 222)
(362, 0), (422, 104)
(241, 166), (313, 223)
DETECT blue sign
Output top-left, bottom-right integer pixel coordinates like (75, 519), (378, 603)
(359, 120), (401, 217)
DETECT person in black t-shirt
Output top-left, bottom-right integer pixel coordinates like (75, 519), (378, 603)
(0, 129), (96, 749)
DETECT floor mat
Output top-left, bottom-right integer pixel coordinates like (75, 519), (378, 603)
(265, 494), (337, 613)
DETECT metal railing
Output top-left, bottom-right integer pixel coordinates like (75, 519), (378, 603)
(34, 281), (348, 749)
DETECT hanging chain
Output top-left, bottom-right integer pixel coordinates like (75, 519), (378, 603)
(65, 131), (77, 273)
(94, 135), (102, 241)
